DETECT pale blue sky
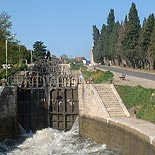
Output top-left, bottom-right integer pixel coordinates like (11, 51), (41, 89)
(1, 0), (155, 60)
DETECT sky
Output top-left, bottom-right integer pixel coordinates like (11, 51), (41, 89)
(1, 0), (155, 60)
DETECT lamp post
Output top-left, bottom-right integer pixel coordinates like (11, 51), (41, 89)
(5, 34), (14, 81)
(19, 45), (20, 65)
(31, 50), (33, 64)
(5, 39), (8, 81)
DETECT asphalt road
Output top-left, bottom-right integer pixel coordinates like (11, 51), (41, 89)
(98, 65), (155, 81)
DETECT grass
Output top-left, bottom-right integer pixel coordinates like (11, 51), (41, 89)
(82, 69), (114, 84)
(70, 62), (87, 70)
(115, 85), (155, 123)
(0, 68), (16, 79)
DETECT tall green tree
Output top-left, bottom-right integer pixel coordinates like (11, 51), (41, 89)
(107, 9), (115, 33)
(94, 24), (106, 63)
(0, 12), (13, 66)
(109, 21), (120, 64)
(122, 2), (141, 68)
(0, 12), (12, 41)
(33, 41), (47, 61)
(92, 25), (100, 47)
(138, 18), (147, 68)
(92, 25), (101, 63)
(115, 16), (128, 66)
(105, 9), (115, 61)
(147, 22), (155, 70)
(139, 14), (155, 69)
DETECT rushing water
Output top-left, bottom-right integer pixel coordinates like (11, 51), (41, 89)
(0, 120), (120, 155)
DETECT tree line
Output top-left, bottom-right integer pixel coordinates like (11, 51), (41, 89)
(92, 2), (155, 70)
(0, 11), (49, 72)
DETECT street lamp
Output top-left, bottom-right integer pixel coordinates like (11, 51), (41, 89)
(18, 42), (20, 65)
(5, 34), (14, 81)
(5, 39), (8, 81)
(31, 50), (33, 64)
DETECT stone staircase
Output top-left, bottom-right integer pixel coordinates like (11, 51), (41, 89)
(94, 84), (128, 117)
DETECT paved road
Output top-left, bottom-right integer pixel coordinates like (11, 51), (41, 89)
(98, 65), (155, 81)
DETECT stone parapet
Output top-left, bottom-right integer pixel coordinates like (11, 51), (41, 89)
(110, 84), (130, 117)
(78, 83), (110, 119)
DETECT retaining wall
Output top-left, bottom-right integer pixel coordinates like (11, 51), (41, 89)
(79, 115), (155, 155)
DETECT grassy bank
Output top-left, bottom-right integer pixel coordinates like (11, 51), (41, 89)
(115, 85), (155, 123)
(82, 69), (114, 84)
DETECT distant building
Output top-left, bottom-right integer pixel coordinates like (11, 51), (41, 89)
(74, 56), (88, 64)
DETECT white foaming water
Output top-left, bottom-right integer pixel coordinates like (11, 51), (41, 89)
(0, 119), (119, 155)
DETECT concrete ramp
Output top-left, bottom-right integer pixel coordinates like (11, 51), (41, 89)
(93, 84), (130, 118)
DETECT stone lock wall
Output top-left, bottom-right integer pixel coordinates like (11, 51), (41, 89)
(0, 86), (18, 141)
(78, 83), (155, 155)
(79, 115), (155, 155)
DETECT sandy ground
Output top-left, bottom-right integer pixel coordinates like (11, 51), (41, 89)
(113, 71), (155, 89)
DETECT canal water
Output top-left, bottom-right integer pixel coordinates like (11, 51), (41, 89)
(0, 120), (120, 155)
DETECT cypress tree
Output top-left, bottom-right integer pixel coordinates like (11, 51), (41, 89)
(147, 17), (155, 70)
(33, 41), (47, 60)
(104, 9), (115, 62)
(108, 22), (120, 64)
(115, 16), (128, 66)
(138, 18), (147, 59)
(139, 14), (155, 69)
(92, 25), (101, 63)
(94, 24), (106, 63)
(122, 2), (141, 68)
(92, 25), (100, 47)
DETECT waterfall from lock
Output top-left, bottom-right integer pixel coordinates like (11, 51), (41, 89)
(0, 118), (120, 155)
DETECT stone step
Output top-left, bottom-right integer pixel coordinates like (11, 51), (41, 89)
(98, 91), (113, 93)
(101, 97), (117, 100)
(102, 101), (119, 104)
(106, 106), (123, 109)
(96, 88), (111, 90)
(102, 100), (119, 103)
(109, 111), (125, 114)
(102, 100), (118, 103)
(109, 114), (126, 117)
(107, 109), (124, 112)
(105, 105), (121, 108)
(103, 98), (116, 100)
(105, 106), (121, 109)
(100, 96), (116, 99)
(99, 92), (115, 95)
(95, 88), (111, 91)
(103, 102), (120, 105)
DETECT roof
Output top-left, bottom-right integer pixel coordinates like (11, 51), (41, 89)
(74, 57), (86, 61)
